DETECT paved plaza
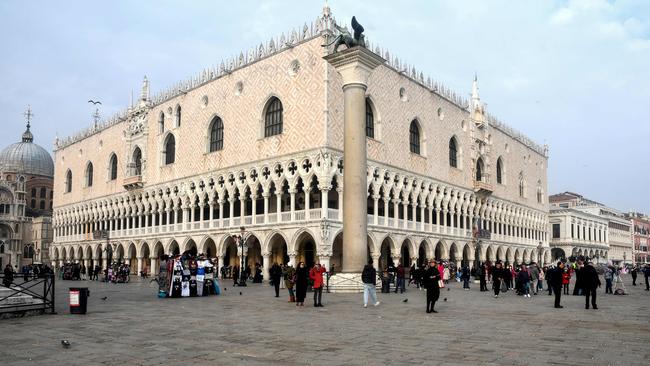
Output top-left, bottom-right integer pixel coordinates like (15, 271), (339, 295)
(1, 276), (649, 366)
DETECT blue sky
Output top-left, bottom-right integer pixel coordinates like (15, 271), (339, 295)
(1, 0), (648, 212)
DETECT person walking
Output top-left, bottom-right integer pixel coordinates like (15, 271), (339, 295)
(395, 262), (405, 294)
(80, 263), (87, 281)
(537, 267), (545, 293)
(294, 262), (309, 307)
(630, 265), (638, 286)
(491, 262), (505, 298)
(3, 264), (14, 288)
(550, 262), (565, 308)
(283, 264), (296, 302)
(529, 264), (540, 295)
(270, 263), (283, 298)
(604, 266), (614, 294)
(643, 264), (650, 291)
(461, 264), (471, 290)
(479, 264), (488, 292)
(573, 261), (584, 295)
(423, 260), (441, 313)
(518, 264), (531, 298)
(583, 261), (601, 309)
(232, 265), (240, 287)
(361, 259), (380, 308)
(309, 262), (326, 307)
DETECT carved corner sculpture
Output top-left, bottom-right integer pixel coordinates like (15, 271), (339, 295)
(322, 16), (365, 53)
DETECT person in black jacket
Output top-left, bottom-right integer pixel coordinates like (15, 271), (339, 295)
(549, 262), (565, 308)
(423, 260), (441, 313)
(479, 264), (488, 292)
(582, 262), (601, 309)
(269, 263), (283, 297)
(362, 260), (379, 307)
(573, 261), (584, 295)
(492, 262), (505, 298)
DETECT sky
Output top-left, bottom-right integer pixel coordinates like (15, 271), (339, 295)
(1, 0), (648, 212)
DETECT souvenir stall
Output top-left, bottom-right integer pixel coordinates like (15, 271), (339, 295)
(162, 256), (220, 298)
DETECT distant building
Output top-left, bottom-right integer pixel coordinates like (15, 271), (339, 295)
(0, 108), (54, 267)
(549, 192), (633, 264)
(625, 212), (649, 264)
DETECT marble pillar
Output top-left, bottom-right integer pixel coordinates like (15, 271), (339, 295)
(324, 46), (384, 274)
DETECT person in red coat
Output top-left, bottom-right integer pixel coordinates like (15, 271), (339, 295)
(562, 268), (571, 295)
(309, 263), (327, 307)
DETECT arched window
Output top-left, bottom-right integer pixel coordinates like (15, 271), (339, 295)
(164, 134), (176, 165)
(109, 154), (118, 180)
(132, 147), (142, 176)
(39, 200), (45, 210)
(209, 116), (224, 152)
(39, 187), (46, 198)
(496, 157), (503, 184)
(518, 172), (525, 198)
(476, 158), (484, 181)
(409, 120), (420, 154)
(85, 162), (94, 187)
(449, 137), (458, 168)
(537, 181), (543, 203)
(31, 199), (36, 208)
(65, 169), (72, 193)
(158, 112), (165, 133)
(365, 98), (374, 138)
(175, 105), (182, 127)
(264, 97), (283, 137)
(31, 188), (36, 197)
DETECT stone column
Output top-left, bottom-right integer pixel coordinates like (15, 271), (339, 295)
(325, 47), (384, 273)
(320, 186), (329, 219)
(288, 253), (297, 267)
(150, 257), (157, 275)
(251, 194), (258, 224)
(276, 193), (282, 222)
(262, 252), (270, 282)
(372, 194), (379, 225)
(337, 188), (343, 221)
(217, 255), (225, 279)
(289, 189), (296, 221)
(137, 257), (143, 276)
(263, 193), (270, 223)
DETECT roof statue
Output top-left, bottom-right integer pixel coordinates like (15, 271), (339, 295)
(322, 16), (365, 52)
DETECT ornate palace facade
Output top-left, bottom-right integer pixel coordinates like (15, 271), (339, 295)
(50, 6), (550, 279)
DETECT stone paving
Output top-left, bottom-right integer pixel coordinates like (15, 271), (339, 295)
(1, 275), (649, 366)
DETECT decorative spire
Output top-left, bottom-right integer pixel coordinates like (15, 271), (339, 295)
(140, 75), (149, 103)
(22, 105), (34, 143)
(471, 73), (480, 109)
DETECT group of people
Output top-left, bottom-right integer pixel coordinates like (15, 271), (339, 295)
(267, 262), (327, 307)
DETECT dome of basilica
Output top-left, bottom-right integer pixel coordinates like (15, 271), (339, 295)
(0, 121), (54, 177)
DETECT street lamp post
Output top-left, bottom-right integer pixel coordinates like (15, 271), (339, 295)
(232, 226), (248, 287)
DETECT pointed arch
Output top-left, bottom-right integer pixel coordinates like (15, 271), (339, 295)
(449, 136), (459, 168)
(365, 97), (375, 139)
(158, 111), (165, 133)
(175, 104), (182, 127)
(84, 161), (93, 187)
(208, 115), (224, 152)
(108, 153), (118, 181)
(131, 146), (142, 176)
(64, 169), (73, 193)
(476, 157), (485, 182)
(163, 133), (176, 165)
(409, 119), (421, 155)
(263, 97), (283, 137)
(496, 156), (504, 184)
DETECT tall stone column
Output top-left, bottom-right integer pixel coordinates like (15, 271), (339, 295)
(325, 47), (384, 274)
(262, 252), (270, 282)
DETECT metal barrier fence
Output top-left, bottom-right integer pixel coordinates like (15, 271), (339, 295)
(0, 273), (56, 317)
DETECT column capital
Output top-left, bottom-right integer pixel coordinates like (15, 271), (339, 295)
(324, 46), (386, 87)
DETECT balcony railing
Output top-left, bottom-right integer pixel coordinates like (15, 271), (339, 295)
(473, 180), (493, 195)
(123, 175), (144, 190)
